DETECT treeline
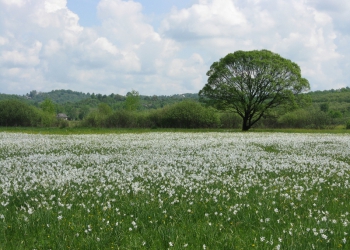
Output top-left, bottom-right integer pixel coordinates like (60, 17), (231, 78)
(2, 89), (199, 121)
(1, 98), (349, 129)
(1, 88), (350, 129)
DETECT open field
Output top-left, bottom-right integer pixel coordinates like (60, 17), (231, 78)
(0, 132), (350, 249)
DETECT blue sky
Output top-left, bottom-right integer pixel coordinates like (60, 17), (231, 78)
(66, 0), (195, 28)
(67, 0), (100, 27)
(0, 0), (349, 96)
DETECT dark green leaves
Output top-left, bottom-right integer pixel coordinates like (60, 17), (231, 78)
(199, 49), (310, 130)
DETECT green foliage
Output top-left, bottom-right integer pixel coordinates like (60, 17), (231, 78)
(346, 120), (350, 129)
(40, 98), (56, 114)
(81, 100), (219, 129)
(0, 100), (39, 126)
(219, 112), (242, 129)
(26, 89), (90, 104)
(161, 100), (220, 128)
(105, 110), (138, 128)
(329, 110), (342, 119)
(320, 103), (329, 112)
(2, 86), (350, 129)
(98, 103), (112, 116)
(199, 49), (310, 131)
(277, 108), (333, 129)
(58, 119), (69, 129)
(125, 90), (141, 111)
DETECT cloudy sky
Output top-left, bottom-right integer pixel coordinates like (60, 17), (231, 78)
(0, 0), (349, 96)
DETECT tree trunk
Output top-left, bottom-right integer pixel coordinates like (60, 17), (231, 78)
(242, 116), (251, 131)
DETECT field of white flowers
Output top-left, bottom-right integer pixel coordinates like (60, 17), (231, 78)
(0, 132), (349, 249)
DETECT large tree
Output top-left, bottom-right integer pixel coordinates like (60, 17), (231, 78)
(199, 50), (310, 131)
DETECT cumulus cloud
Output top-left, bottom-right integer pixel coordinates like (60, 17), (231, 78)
(161, 0), (349, 90)
(0, 0), (349, 95)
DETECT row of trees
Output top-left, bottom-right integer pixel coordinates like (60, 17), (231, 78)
(0, 98), (347, 129)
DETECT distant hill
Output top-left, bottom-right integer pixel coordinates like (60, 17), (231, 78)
(1, 87), (350, 106)
(25, 89), (90, 104)
(0, 89), (90, 104)
(306, 87), (350, 103)
(305, 87), (350, 115)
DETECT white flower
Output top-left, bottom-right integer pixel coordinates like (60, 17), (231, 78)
(57, 215), (63, 220)
(27, 207), (34, 215)
(169, 242), (173, 247)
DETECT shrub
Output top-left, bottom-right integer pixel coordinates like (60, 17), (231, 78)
(105, 110), (137, 128)
(58, 119), (70, 129)
(0, 100), (39, 127)
(277, 108), (332, 129)
(160, 100), (220, 128)
(219, 112), (242, 129)
(346, 120), (350, 129)
(81, 111), (102, 127)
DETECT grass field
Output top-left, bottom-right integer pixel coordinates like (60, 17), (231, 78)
(0, 131), (350, 249)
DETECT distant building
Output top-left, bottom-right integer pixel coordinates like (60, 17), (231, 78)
(56, 113), (68, 120)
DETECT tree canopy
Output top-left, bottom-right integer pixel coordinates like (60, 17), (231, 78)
(199, 50), (310, 131)
(40, 98), (56, 114)
(125, 90), (141, 111)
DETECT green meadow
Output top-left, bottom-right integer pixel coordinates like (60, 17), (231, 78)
(0, 131), (349, 249)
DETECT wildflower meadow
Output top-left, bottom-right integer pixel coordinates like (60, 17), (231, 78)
(0, 132), (349, 249)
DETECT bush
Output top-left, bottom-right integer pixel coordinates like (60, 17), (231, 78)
(346, 120), (350, 129)
(160, 100), (220, 128)
(58, 119), (70, 129)
(0, 100), (40, 127)
(277, 108), (332, 129)
(81, 111), (103, 127)
(219, 112), (242, 129)
(36, 110), (56, 127)
(105, 110), (137, 128)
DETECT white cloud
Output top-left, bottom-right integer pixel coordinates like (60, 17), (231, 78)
(1, 0), (27, 7)
(161, 0), (349, 91)
(0, 41), (42, 68)
(162, 0), (247, 39)
(44, 0), (66, 13)
(0, 0), (349, 95)
(0, 36), (8, 46)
